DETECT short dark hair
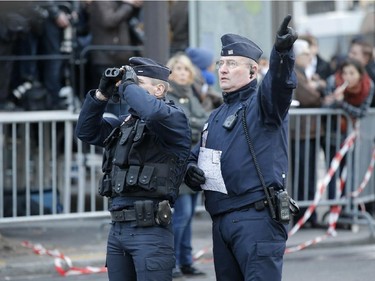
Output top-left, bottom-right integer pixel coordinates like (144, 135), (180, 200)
(350, 38), (374, 61)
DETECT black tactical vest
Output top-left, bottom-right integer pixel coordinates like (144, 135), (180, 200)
(99, 116), (184, 202)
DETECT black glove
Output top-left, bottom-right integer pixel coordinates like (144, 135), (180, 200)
(184, 164), (206, 191)
(120, 65), (139, 89)
(274, 15), (298, 52)
(98, 73), (117, 99)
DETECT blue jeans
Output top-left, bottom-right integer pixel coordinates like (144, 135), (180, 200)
(172, 193), (199, 267)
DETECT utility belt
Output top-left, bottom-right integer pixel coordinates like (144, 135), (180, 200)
(219, 199), (268, 218)
(237, 199), (269, 212)
(110, 200), (172, 227)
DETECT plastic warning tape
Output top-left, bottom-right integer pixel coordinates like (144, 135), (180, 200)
(286, 138), (375, 253)
(285, 205), (342, 254)
(349, 146), (375, 198)
(286, 167), (347, 254)
(288, 130), (357, 237)
(21, 241), (64, 259)
(193, 245), (213, 263)
(21, 241), (107, 276)
(54, 257), (107, 276)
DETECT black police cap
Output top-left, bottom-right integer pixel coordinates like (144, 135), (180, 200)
(220, 33), (263, 62)
(129, 57), (171, 82)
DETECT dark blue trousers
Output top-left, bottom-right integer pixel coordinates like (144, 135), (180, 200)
(212, 207), (287, 281)
(106, 221), (175, 281)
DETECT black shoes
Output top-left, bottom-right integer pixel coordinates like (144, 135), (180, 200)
(180, 265), (206, 276)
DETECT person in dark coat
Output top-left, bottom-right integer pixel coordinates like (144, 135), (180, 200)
(184, 15), (298, 281)
(290, 39), (323, 228)
(348, 38), (375, 107)
(75, 56), (191, 281)
(87, 0), (143, 114)
(169, 0), (189, 56)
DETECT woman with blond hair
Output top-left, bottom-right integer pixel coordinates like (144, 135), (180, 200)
(166, 52), (208, 278)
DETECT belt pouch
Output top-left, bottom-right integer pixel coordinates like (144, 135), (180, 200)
(134, 200), (155, 227)
(114, 170), (127, 194)
(138, 166), (154, 190)
(254, 200), (266, 211)
(133, 122), (145, 142)
(113, 127), (133, 167)
(126, 166), (140, 186)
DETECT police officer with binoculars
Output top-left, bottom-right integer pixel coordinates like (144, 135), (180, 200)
(75, 57), (191, 281)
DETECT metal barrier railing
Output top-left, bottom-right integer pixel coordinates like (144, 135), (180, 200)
(1, 105), (375, 230)
(0, 111), (79, 223)
(288, 107), (355, 206)
(0, 109), (375, 226)
(0, 95), (375, 230)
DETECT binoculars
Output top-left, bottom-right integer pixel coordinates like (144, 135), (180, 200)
(104, 67), (125, 81)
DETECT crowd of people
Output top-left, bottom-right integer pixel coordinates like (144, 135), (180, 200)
(289, 34), (375, 228)
(1, 1), (374, 113)
(0, 0), (192, 112)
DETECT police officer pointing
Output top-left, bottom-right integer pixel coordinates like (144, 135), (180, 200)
(75, 57), (191, 281)
(184, 15), (298, 281)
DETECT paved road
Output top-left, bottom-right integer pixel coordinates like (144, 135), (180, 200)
(1, 212), (375, 281)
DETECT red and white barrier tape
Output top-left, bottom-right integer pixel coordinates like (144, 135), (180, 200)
(286, 163), (347, 254)
(286, 163), (348, 254)
(288, 130), (357, 237)
(285, 205), (342, 254)
(54, 257), (107, 276)
(348, 146), (375, 198)
(193, 245), (213, 263)
(21, 241), (107, 276)
(286, 136), (375, 253)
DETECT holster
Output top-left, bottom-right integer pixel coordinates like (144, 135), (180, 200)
(155, 200), (172, 226)
(267, 186), (300, 224)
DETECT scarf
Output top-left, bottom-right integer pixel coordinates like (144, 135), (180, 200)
(168, 80), (192, 99)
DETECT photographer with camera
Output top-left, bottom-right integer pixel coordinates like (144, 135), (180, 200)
(75, 57), (191, 281)
(184, 16), (298, 281)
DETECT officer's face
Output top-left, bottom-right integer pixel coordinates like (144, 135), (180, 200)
(217, 56), (251, 93)
(138, 76), (158, 95)
(138, 76), (166, 99)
